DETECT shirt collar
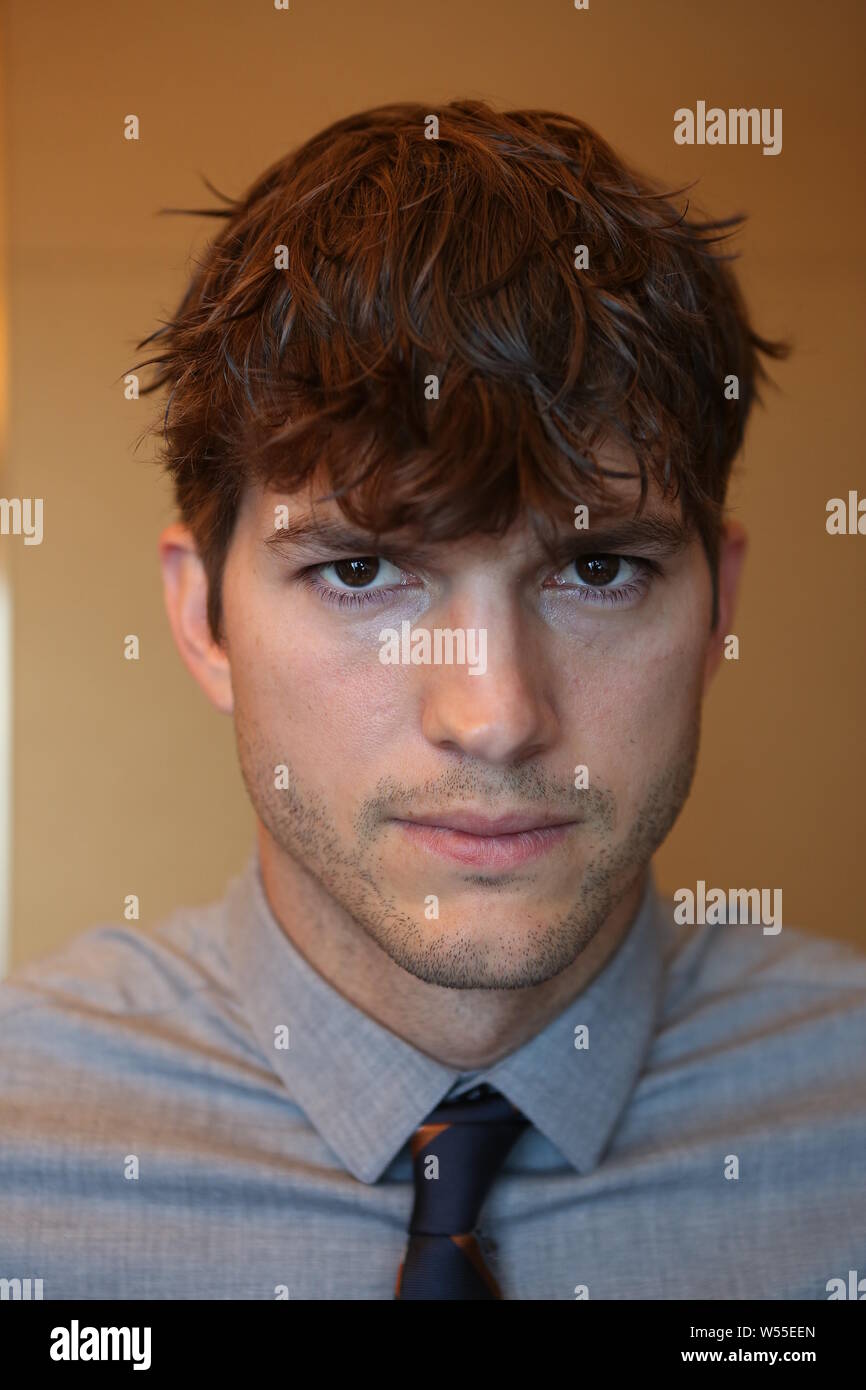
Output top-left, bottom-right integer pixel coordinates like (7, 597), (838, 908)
(227, 848), (664, 1184)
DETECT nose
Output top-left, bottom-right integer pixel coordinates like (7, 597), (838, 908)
(419, 609), (558, 765)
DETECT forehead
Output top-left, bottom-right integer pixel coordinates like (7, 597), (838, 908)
(240, 465), (691, 557)
(234, 420), (699, 563)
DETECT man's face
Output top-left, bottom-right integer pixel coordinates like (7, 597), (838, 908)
(201, 444), (728, 993)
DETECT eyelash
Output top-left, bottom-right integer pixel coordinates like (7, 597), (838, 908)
(300, 572), (406, 610)
(550, 560), (657, 606)
(300, 557), (661, 609)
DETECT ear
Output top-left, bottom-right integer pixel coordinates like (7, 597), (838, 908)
(159, 522), (234, 715)
(702, 519), (748, 692)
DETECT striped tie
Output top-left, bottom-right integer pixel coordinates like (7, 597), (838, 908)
(394, 1085), (529, 1300)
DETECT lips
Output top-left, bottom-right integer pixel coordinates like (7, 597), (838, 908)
(392, 810), (577, 869)
(398, 810), (576, 836)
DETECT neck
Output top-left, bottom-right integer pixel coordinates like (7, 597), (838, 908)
(255, 823), (648, 1070)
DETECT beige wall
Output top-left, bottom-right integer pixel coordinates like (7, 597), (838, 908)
(0, 7), (11, 971)
(4, 0), (864, 970)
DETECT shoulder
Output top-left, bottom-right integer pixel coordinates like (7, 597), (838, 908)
(0, 898), (234, 1026)
(0, 887), (254, 1102)
(0, 871), (288, 1294)
(651, 896), (866, 1105)
(658, 897), (866, 1010)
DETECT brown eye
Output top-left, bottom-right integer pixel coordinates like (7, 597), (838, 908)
(332, 557), (381, 587)
(574, 555), (622, 586)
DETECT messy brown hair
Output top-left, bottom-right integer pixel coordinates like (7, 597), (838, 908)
(132, 99), (789, 642)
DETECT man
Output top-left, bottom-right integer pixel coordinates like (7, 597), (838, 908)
(1, 100), (864, 1302)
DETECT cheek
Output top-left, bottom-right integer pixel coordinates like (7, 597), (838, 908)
(562, 616), (707, 791)
(228, 595), (409, 783)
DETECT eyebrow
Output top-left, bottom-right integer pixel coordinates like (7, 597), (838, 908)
(543, 515), (693, 563)
(261, 518), (407, 556)
(260, 513), (693, 561)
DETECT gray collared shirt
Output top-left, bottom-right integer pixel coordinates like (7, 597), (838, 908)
(1, 849), (865, 1300)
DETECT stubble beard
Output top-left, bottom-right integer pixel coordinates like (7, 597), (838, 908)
(234, 709), (701, 990)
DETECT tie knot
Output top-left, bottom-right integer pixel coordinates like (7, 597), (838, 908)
(408, 1087), (529, 1237)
